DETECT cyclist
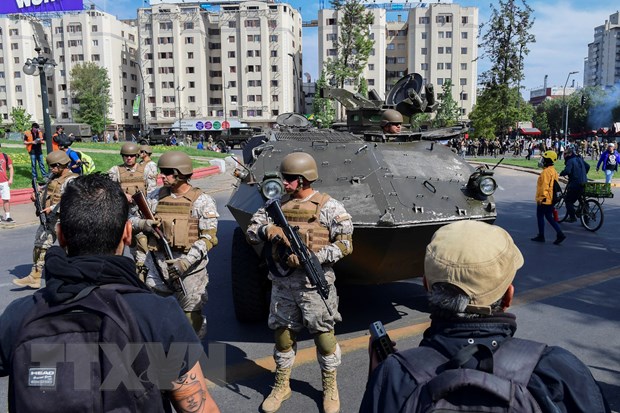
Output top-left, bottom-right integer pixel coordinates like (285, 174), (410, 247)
(532, 151), (566, 245)
(560, 145), (590, 222)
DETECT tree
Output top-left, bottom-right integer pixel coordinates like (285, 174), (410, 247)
(477, 0), (535, 135)
(358, 77), (368, 99)
(9, 107), (32, 132)
(324, 0), (374, 91)
(469, 85), (534, 139)
(70, 62), (111, 134)
(434, 80), (460, 127)
(312, 69), (336, 127)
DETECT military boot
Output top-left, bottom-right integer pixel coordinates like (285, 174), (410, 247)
(261, 367), (292, 413)
(13, 267), (42, 289)
(321, 369), (340, 413)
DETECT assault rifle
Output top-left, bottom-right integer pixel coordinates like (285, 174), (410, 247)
(31, 177), (49, 230)
(132, 190), (187, 296)
(265, 197), (333, 316)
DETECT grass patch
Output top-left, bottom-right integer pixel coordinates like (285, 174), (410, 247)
(0, 143), (215, 190)
(474, 156), (605, 181)
(70, 141), (229, 158)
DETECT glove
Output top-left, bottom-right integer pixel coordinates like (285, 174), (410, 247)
(286, 254), (301, 268)
(138, 218), (160, 234)
(165, 258), (191, 279)
(263, 224), (290, 246)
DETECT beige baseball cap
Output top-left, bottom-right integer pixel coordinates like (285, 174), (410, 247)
(424, 221), (524, 315)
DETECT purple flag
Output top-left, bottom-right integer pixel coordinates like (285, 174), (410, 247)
(0, 0), (83, 15)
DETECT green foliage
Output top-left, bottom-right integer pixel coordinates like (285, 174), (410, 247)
(409, 113), (431, 131)
(312, 70), (336, 126)
(10, 107), (33, 132)
(70, 62), (111, 135)
(470, 85), (534, 138)
(434, 80), (460, 127)
(358, 77), (368, 98)
(325, 0), (374, 90)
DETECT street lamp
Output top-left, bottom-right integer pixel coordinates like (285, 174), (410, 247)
(176, 85), (185, 133)
(563, 71), (579, 142)
(23, 47), (56, 154)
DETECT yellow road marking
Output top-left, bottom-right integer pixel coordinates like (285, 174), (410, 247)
(207, 265), (620, 387)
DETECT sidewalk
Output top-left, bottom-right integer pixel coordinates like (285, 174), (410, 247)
(0, 156), (239, 230)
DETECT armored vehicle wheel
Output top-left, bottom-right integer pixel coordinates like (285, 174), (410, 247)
(231, 227), (270, 322)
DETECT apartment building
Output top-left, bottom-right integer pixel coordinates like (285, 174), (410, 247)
(138, 0), (303, 130)
(50, 7), (139, 134)
(584, 11), (620, 88)
(0, 15), (54, 125)
(408, 3), (478, 118)
(318, 2), (477, 118)
(318, 8), (387, 98)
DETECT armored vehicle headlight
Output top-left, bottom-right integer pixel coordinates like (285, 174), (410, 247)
(478, 177), (497, 196)
(261, 178), (284, 199)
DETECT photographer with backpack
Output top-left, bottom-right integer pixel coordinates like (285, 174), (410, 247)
(0, 174), (220, 413)
(359, 221), (609, 413)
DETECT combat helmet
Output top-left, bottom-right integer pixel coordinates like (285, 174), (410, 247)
(158, 151), (193, 175)
(280, 152), (318, 182)
(120, 142), (140, 156)
(380, 109), (404, 127)
(46, 150), (71, 166)
(140, 144), (153, 154)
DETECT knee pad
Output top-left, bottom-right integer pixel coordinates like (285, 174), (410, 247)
(274, 328), (296, 352)
(314, 331), (337, 356)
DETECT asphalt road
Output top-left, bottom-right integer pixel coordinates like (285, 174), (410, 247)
(0, 167), (619, 412)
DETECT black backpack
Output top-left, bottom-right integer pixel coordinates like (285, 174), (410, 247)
(393, 338), (547, 412)
(551, 179), (562, 206)
(9, 284), (169, 413)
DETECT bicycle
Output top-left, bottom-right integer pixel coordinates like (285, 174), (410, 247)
(555, 182), (613, 232)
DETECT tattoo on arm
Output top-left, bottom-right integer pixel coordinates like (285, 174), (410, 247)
(170, 363), (219, 413)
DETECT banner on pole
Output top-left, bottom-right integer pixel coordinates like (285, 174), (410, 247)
(132, 95), (140, 118)
(0, 0), (84, 15)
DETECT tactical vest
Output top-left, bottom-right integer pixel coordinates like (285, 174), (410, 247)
(117, 163), (146, 195)
(44, 172), (78, 208)
(281, 192), (331, 253)
(155, 187), (202, 252)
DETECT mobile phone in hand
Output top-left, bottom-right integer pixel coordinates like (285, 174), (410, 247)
(369, 321), (395, 362)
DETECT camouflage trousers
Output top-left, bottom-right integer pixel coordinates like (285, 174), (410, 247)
(145, 254), (208, 312)
(33, 224), (56, 270)
(268, 282), (341, 335)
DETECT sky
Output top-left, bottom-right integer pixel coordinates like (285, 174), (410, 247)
(94, 0), (620, 96)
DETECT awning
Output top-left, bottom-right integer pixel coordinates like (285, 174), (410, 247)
(519, 128), (542, 136)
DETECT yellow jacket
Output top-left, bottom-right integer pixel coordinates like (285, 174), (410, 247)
(536, 166), (558, 205)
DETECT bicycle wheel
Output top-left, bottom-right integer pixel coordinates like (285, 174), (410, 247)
(555, 196), (570, 222)
(580, 199), (604, 232)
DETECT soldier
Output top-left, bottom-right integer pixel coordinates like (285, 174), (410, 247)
(380, 109), (403, 137)
(14, 151), (78, 289)
(246, 152), (354, 413)
(139, 144), (158, 193)
(132, 151), (218, 336)
(109, 142), (157, 278)
(591, 138), (600, 160)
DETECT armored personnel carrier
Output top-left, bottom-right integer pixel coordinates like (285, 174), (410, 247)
(226, 73), (498, 322)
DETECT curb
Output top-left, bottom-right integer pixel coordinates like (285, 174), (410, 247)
(7, 165), (221, 206)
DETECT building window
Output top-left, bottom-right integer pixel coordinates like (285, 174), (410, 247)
(11, 43), (18, 50)
(397, 57), (406, 64)
(272, 110), (279, 116)
(368, 79), (375, 86)
(188, 96), (196, 103)
(461, 63), (467, 70)
(421, 48), (427, 55)
(438, 31), (444, 39)
(461, 32), (468, 39)
(437, 78), (444, 86)
(461, 47), (467, 54)
(188, 52), (194, 59)
(185, 37), (194, 44)
(421, 32), (427, 40)
(327, 33), (337, 41)
(327, 49), (337, 56)
(419, 17), (429, 24)
(230, 66), (236, 73)
(91, 25), (98, 32)
(272, 95), (279, 102)
(460, 92), (468, 101)
(247, 50), (254, 57)
(184, 22), (194, 30)
(271, 80), (278, 87)
(189, 81), (195, 88)
(421, 63), (429, 70)
(270, 50), (278, 57)
(92, 40), (98, 46)
(228, 21), (236, 28)
(462, 16), (469, 24)
(159, 22), (173, 30)
(460, 78), (467, 85)
(446, 31), (452, 38)
(368, 64), (374, 70)
(187, 67), (195, 74)
(228, 36), (235, 43)
(15, 85), (22, 92)
(231, 95), (237, 102)
(326, 18), (336, 25)
(438, 47), (444, 54)
(437, 63), (444, 70)
(245, 19), (260, 27)
(446, 47), (452, 54)
(271, 65), (277, 72)
(270, 35), (278, 42)
(92, 54), (100, 61)
(269, 20), (277, 29)
(228, 51), (236, 58)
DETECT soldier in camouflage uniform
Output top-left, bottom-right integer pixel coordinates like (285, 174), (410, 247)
(247, 152), (353, 413)
(131, 151), (218, 337)
(109, 142), (157, 279)
(14, 151), (78, 289)
(139, 144), (158, 190)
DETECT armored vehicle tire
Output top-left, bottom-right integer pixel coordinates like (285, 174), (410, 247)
(231, 227), (271, 322)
